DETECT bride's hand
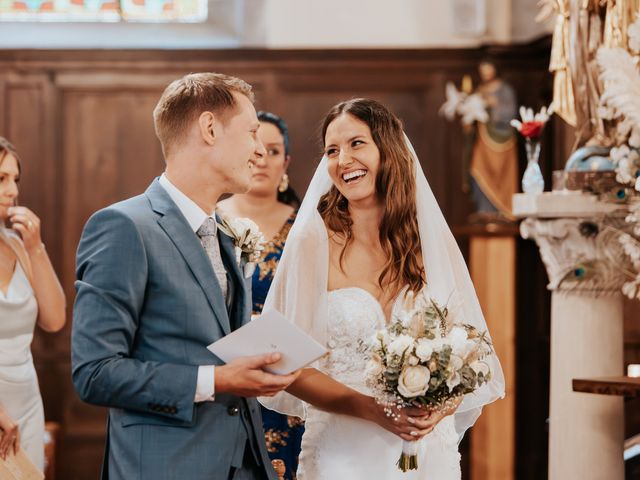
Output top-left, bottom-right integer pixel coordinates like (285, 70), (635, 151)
(415, 396), (464, 435)
(368, 396), (463, 441)
(368, 399), (435, 442)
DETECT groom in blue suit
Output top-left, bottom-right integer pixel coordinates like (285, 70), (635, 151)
(72, 73), (299, 480)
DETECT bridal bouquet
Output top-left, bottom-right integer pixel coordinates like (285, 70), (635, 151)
(365, 292), (494, 472)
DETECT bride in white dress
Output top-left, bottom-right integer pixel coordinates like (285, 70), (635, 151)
(261, 99), (504, 479)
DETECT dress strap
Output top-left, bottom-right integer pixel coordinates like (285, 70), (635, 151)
(0, 230), (34, 286)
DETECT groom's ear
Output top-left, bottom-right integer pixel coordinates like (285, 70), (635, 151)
(198, 111), (217, 146)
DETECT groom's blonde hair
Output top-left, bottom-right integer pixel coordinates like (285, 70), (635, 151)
(153, 72), (254, 156)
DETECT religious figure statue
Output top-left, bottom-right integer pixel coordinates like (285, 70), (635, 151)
(467, 60), (519, 222)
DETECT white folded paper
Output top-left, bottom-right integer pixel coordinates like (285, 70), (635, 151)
(207, 309), (327, 375)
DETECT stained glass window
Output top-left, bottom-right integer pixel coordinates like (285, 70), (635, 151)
(0, 0), (207, 22)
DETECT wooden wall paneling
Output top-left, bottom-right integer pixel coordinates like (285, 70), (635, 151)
(4, 75), (64, 362)
(58, 77), (166, 478)
(469, 235), (517, 480)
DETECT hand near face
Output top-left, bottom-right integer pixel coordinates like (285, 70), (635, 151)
(8, 206), (42, 254)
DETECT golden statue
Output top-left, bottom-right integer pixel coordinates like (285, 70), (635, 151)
(545, 0), (640, 147)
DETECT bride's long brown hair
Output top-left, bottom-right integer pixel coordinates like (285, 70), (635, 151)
(318, 98), (425, 296)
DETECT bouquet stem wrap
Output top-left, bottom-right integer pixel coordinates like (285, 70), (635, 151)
(398, 440), (420, 472)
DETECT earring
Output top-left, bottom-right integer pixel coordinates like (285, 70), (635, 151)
(278, 173), (289, 193)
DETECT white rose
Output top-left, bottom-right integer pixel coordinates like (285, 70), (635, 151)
(388, 334), (415, 357)
(408, 354), (420, 366)
(415, 338), (434, 362)
(397, 366), (431, 398)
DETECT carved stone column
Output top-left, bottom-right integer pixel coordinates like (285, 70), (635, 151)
(514, 192), (628, 480)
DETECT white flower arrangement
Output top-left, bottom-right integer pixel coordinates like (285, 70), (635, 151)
(439, 81), (489, 125)
(217, 216), (265, 269)
(365, 291), (494, 472)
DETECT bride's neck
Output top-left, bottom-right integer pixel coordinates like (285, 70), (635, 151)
(349, 203), (383, 243)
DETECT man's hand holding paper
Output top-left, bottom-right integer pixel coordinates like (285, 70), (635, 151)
(214, 352), (301, 398)
(208, 310), (328, 395)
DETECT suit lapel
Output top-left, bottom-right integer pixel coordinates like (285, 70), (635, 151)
(218, 224), (249, 329)
(146, 180), (232, 335)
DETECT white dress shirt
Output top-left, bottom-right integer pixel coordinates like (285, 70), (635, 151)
(158, 173), (217, 403)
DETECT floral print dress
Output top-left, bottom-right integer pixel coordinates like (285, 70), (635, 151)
(252, 210), (303, 479)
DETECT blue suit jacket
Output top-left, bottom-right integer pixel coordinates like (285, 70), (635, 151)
(72, 179), (275, 480)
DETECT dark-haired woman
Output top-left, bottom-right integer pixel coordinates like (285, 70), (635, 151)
(218, 112), (303, 479)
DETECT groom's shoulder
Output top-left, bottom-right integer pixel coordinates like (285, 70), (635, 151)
(97, 193), (151, 220)
(108, 193), (152, 217)
(85, 193), (155, 234)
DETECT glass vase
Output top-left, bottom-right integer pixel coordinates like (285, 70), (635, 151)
(522, 138), (544, 194)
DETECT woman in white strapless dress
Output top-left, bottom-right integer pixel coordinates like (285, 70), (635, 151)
(297, 287), (462, 479)
(261, 99), (504, 479)
(0, 138), (66, 470)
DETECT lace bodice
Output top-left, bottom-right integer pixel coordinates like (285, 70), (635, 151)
(321, 288), (391, 394)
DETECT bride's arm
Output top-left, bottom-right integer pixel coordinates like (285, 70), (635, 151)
(286, 368), (436, 441)
(285, 368), (370, 417)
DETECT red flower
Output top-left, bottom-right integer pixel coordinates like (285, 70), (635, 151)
(520, 121), (544, 138)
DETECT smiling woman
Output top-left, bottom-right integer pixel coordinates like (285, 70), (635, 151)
(0, 137), (66, 472)
(324, 115), (381, 205)
(319, 98), (423, 301)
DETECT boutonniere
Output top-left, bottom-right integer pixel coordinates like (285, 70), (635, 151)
(217, 217), (265, 276)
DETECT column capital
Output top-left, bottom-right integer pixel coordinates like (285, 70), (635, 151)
(514, 193), (635, 294)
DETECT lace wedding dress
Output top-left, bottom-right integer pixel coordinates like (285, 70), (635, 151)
(297, 287), (461, 480)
